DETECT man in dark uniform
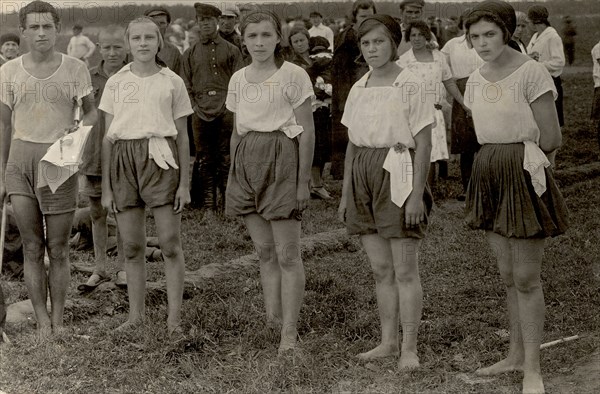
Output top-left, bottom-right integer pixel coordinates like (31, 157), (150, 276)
(181, 3), (243, 213)
(330, 0), (376, 179)
(144, 6), (182, 74)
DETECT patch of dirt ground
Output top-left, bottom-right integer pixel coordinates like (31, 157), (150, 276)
(546, 350), (600, 394)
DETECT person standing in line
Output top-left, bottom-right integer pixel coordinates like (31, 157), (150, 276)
(463, 2), (568, 393)
(1, 0), (98, 338)
(330, 0), (376, 179)
(561, 16), (577, 66)
(100, 17), (193, 334)
(398, 20), (469, 193)
(397, 0), (437, 57)
(219, 3), (243, 51)
(67, 24), (95, 67)
(339, 14), (434, 369)
(527, 5), (565, 129)
(0, 33), (21, 66)
(77, 25), (128, 291)
(440, 11), (484, 201)
(144, 6), (182, 74)
(591, 39), (600, 157)
(512, 12), (528, 53)
(309, 11), (334, 51)
(226, 11), (315, 354)
(181, 3), (243, 214)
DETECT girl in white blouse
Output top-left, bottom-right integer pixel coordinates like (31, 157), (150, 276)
(463, 2), (568, 393)
(338, 14), (434, 369)
(225, 11), (315, 354)
(100, 17), (193, 335)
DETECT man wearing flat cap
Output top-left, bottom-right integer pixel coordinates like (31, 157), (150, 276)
(0, 33), (20, 67)
(219, 4), (242, 51)
(181, 3), (243, 213)
(144, 6), (182, 74)
(397, 0), (437, 56)
(526, 5), (565, 126)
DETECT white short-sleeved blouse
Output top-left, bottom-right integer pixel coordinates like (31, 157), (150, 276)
(226, 61), (314, 138)
(464, 60), (557, 145)
(99, 64), (193, 142)
(342, 68), (435, 148)
(397, 49), (452, 105)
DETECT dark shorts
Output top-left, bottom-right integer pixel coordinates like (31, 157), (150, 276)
(345, 147), (433, 239)
(110, 138), (180, 211)
(465, 143), (569, 238)
(226, 131), (300, 221)
(80, 175), (102, 198)
(5, 139), (78, 215)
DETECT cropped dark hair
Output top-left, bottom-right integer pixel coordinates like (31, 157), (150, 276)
(352, 0), (377, 23)
(19, 1), (60, 29)
(357, 18), (399, 62)
(405, 20), (432, 42)
(240, 10), (285, 68)
(464, 11), (512, 47)
(289, 26), (310, 42)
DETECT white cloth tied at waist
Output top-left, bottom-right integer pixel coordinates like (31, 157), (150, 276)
(148, 137), (178, 170)
(382, 147), (413, 208)
(523, 140), (550, 197)
(279, 125), (304, 139)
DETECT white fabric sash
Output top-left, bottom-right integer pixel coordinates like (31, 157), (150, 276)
(523, 140), (550, 196)
(382, 146), (413, 208)
(148, 137), (178, 170)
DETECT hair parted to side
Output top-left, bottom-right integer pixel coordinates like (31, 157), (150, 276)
(405, 20), (432, 42)
(289, 25), (310, 42)
(125, 17), (166, 67)
(239, 10), (285, 68)
(357, 19), (399, 62)
(464, 11), (512, 47)
(352, 0), (377, 23)
(19, 0), (60, 29)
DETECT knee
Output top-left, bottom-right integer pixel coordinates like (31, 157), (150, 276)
(89, 203), (107, 223)
(46, 238), (69, 262)
(122, 241), (145, 260)
(394, 266), (419, 285)
(160, 240), (182, 260)
(513, 275), (542, 294)
(370, 261), (395, 284)
(254, 243), (276, 264)
(21, 238), (45, 260)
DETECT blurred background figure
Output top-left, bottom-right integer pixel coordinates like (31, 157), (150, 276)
(219, 3), (242, 51)
(144, 6), (182, 73)
(167, 24), (186, 54)
(0, 33), (20, 66)
(513, 11), (528, 53)
(562, 16), (577, 66)
(67, 24), (95, 66)
(309, 11), (334, 51)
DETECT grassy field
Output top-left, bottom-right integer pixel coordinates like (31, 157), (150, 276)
(1, 68), (599, 392)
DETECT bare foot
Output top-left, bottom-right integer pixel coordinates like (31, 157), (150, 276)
(398, 351), (420, 370)
(278, 324), (298, 354)
(36, 325), (52, 341)
(357, 344), (399, 360)
(476, 358), (523, 376)
(522, 372), (545, 394)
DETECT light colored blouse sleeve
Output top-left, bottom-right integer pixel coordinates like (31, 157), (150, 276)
(439, 51), (453, 81)
(225, 70), (241, 113)
(171, 75), (194, 119)
(98, 78), (116, 115)
(523, 62), (558, 104)
(0, 62), (15, 109)
(340, 84), (357, 129)
(284, 65), (314, 109)
(74, 61), (93, 99)
(407, 77), (435, 137)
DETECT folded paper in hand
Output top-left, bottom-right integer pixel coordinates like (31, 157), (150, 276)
(37, 126), (92, 193)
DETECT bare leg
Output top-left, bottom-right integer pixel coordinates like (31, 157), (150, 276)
(512, 238), (545, 394)
(115, 208), (146, 328)
(271, 219), (304, 352)
(153, 205), (184, 333)
(243, 214), (282, 327)
(89, 197), (108, 274)
(45, 210), (75, 332)
(476, 232), (524, 376)
(357, 234), (400, 360)
(391, 237), (422, 369)
(10, 195), (50, 337)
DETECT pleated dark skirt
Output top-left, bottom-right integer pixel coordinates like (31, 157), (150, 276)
(465, 144), (569, 238)
(226, 131), (300, 221)
(346, 147), (433, 239)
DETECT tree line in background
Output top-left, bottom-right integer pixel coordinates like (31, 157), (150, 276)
(0, 0), (598, 34)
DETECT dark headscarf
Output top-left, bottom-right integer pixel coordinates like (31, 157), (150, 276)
(357, 14), (403, 48)
(468, 0), (516, 36)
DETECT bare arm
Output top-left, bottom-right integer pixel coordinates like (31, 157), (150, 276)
(0, 102), (13, 201)
(230, 113), (241, 161)
(531, 90), (562, 154)
(405, 125), (432, 227)
(80, 93), (97, 128)
(101, 113), (116, 213)
(173, 116), (190, 213)
(293, 98), (315, 211)
(337, 140), (356, 222)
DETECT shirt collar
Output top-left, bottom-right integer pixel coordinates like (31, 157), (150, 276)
(116, 63), (171, 77)
(201, 34), (223, 45)
(92, 60), (127, 78)
(354, 68), (412, 88)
